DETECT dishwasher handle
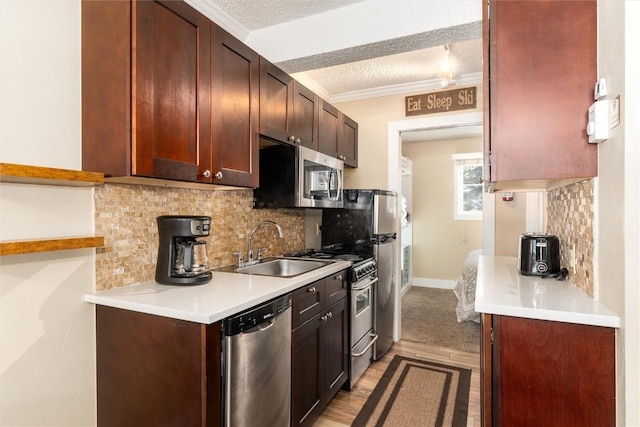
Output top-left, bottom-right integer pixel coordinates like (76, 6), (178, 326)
(258, 319), (275, 331)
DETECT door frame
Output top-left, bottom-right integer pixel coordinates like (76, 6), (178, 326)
(386, 111), (493, 341)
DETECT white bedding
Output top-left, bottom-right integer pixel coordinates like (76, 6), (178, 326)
(453, 249), (481, 323)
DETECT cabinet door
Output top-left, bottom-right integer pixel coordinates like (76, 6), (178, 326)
(208, 25), (259, 187)
(292, 81), (319, 150)
(486, 0), (596, 185)
(339, 113), (358, 168)
(292, 279), (324, 328)
(96, 306), (222, 426)
(318, 99), (340, 158)
(493, 315), (615, 427)
(325, 269), (348, 307)
(259, 58), (294, 144)
(322, 298), (348, 403)
(480, 314), (493, 427)
(82, 0), (131, 177)
(291, 315), (323, 427)
(133, 1), (211, 182)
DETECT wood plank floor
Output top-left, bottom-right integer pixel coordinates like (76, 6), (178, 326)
(313, 340), (481, 427)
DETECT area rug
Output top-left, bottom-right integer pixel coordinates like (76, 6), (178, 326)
(352, 355), (471, 427)
(402, 287), (480, 353)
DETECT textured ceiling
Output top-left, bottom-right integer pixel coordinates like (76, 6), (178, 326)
(193, 0), (483, 102)
(208, 0), (367, 30)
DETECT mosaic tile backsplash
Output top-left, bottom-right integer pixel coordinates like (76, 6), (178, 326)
(546, 179), (594, 296)
(94, 184), (305, 291)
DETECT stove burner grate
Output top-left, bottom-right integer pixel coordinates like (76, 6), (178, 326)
(334, 254), (363, 262)
(309, 252), (334, 259)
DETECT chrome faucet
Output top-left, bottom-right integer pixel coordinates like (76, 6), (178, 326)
(247, 220), (284, 264)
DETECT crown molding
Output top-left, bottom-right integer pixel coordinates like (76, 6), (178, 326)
(184, 0), (250, 42)
(327, 72), (483, 104)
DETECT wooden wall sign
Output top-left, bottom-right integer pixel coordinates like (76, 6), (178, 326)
(405, 86), (477, 117)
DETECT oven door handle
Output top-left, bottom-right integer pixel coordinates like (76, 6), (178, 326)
(352, 333), (379, 357)
(352, 276), (378, 291)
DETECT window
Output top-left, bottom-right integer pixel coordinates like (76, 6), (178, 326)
(452, 153), (483, 220)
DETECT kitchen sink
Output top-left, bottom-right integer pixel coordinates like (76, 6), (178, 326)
(235, 258), (332, 278)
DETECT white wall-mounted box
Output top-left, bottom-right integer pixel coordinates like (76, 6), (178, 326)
(586, 99), (610, 143)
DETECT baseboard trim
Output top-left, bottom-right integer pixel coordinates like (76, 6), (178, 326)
(412, 277), (456, 289)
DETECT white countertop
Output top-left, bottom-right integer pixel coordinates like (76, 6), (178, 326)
(84, 260), (351, 324)
(475, 256), (620, 328)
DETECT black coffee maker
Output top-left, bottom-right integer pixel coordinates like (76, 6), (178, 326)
(156, 215), (213, 285)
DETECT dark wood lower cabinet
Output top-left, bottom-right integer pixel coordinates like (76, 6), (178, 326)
(96, 306), (222, 427)
(482, 314), (615, 427)
(292, 308), (322, 425)
(291, 273), (348, 427)
(322, 298), (349, 402)
(96, 271), (349, 427)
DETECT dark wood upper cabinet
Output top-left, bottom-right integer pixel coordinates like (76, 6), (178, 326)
(133, 1), (211, 182)
(259, 58), (319, 150)
(339, 113), (358, 168)
(83, 0), (258, 187)
(319, 99), (358, 168)
(484, 0), (597, 190)
(83, 1), (356, 185)
(208, 25), (259, 187)
(83, 0), (211, 182)
(292, 81), (320, 150)
(259, 58), (295, 144)
(318, 99), (340, 158)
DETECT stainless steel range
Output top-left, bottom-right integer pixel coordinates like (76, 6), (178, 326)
(285, 249), (378, 388)
(347, 258), (377, 389)
(321, 190), (398, 361)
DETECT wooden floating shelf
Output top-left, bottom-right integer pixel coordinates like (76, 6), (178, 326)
(0, 162), (104, 186)
(0, 163), (105, 256)
(0, 236), (105, 256)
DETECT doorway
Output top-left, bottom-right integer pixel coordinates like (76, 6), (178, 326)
(386, 111), (493, 342)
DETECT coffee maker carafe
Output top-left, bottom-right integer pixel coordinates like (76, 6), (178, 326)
(156, 215), (213, 285)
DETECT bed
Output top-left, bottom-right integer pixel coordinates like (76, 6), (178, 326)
(453, 249), (482, 323)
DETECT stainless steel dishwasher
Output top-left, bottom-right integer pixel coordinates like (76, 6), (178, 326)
(223, 294), (291, 427)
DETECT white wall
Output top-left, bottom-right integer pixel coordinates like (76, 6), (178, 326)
(402, 137), (484, 281)
(337, 94), (407, 190)
(623, 2), (640, 423)
(0, 0), (96, 425)
(597, 0), (640, 424)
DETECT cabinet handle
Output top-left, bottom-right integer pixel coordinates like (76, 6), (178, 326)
(334, 274), (342, 281)
(202, 170), (211, 178)
(294, 138), (301, 144)
(288, 135), (296, 143)
(215, 171), (223, 180)
(307, 286), (317, 294)
(320, 312), (332, 321)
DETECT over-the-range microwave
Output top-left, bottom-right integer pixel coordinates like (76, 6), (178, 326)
(254, 144), (344, 209)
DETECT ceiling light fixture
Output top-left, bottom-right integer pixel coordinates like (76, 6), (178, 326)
(440, 44), (456, 88)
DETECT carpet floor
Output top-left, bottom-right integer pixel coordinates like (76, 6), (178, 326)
(352, 355), (471, 427)
(401, 286), (480, 354)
